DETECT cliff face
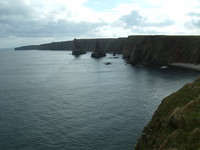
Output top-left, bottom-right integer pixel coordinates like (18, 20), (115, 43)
(123, 35), (200, 65)
(15, 38), (126, 54)
(38, 41), (73, 50)
(15, 36), (200, 65)
(135, 77), (200, 150)
(15, 45), (39, 50)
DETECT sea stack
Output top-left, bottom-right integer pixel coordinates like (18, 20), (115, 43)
(72, 38), (86, 56)
(91, 40), (106, 58)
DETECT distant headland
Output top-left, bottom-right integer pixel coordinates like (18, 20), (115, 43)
(15, 35), (200, 69)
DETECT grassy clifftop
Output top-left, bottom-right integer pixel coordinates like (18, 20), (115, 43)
(135, 77), (200, 150)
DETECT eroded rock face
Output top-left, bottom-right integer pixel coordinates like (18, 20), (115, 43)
(72, 38), (86, 56)
(91, 40), (106, 58)
(15, 35), (200, 65)
(135, 77), (200, 150)
(122, 35), (200, 65)
(15, 38), (126, 53)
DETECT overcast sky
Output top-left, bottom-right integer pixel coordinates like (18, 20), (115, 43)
(1, 0), (200, 48)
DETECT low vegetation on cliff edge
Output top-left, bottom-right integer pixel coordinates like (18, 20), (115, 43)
(135, 77), (200, 150)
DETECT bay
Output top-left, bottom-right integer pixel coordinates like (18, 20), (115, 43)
(0, 50), (199, 150)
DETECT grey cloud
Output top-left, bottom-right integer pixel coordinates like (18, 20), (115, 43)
(119, 10), (174, 28)
(185, 19), (200, 29)
(0, 1), (31, 17)
(185, 13), (200, 29)
(187, 12), (200, 17)
(148, 19), (174, 27)
(184, 12), (200, 29)
(120, 11), (146, 27)
(0, 0), (105, 38)
(0, 19), (104, 38)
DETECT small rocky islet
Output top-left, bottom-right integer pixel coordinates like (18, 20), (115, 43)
(91, 40), (106, 58)
(72, 38), (86, 56)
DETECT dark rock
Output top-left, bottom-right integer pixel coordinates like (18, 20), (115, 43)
(15, 35), (200, 66)
(104, 62), (112, 65)
(15, 38), (126, 53)
(91, 40), (106, 58)
(113, 56), (119, 59)
(15, 45), (39, 50)
(122, 35), (200, 65)
(72, 38), (86, 56)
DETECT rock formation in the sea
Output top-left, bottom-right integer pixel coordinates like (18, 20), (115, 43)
(123, 35), (200, 65)
(104, 62), (112, 65)
(135, 77), (200, 150)
(72, 38), (86, 56)
(91, 40), (106, 58)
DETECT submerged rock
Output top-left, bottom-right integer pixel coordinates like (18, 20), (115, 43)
(91, 40), (106, 58)
(113, 56), (119, 59)
(72, 38), (86, 56)
(104, 62), (112, 65)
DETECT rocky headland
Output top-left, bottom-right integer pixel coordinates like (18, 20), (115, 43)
(135, 76), (200, 150)
(122, 35), (200, 65)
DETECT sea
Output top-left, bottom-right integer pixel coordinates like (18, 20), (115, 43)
(0, 49), (199, 150)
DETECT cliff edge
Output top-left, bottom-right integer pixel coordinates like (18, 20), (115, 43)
(15, 35), (200, 66)
(15, 38), (125, 54)
(135, 77), (200, 150)
(123, 35), (200, 65)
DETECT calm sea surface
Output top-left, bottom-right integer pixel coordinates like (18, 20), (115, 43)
(0, 50), (199, 150)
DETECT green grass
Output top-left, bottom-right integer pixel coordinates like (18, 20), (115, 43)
(135, 77), (200, 150)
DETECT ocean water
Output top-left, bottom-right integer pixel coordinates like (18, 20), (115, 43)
(0, 50), (199, 150)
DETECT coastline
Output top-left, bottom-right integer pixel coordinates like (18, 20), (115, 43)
(169, 63), (200, 71)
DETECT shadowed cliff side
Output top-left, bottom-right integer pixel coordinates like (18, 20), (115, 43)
(15, 45), (39, 50)
(15, 38), (126, 54)
(135, 77), (200, 150)
(123, 35), (200, 65)
(15, 35), (200, 65)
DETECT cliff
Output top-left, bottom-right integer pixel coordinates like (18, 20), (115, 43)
(15, 45), (39, 50)
(15, 38), (126, 54)
(38, 41), (73, 50)
(15, 35), (200, 65)
(123, 35), (200, 65)
(135, 77), (200, 150)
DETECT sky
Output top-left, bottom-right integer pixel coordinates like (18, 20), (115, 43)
(1, 0), (200, 48)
